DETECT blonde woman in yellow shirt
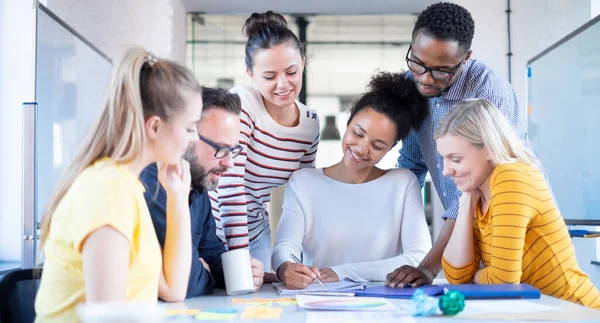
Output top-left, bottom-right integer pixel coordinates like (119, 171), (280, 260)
(35, 48), (203, 322)
(436, 99), (600, 309)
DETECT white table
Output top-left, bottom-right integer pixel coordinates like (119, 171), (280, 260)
(176, 283), (600, 322)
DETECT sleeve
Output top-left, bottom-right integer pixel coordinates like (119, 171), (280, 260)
(299, 133), (319, 169)
(73, 177), (138, 252)
(442, 241), (481, 284)
(478, 167), (535, 284)
(271, 174), (306, 273)
(330, 174), (431, 282)
(139, 166), (215, 298)
(397, 130), (428, 187)
(197, 194), (227, 289)
(209, 103), (254, 250)
(442, 196), (460, 220)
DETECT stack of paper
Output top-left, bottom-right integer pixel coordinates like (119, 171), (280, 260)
(272, 280), (365, 295)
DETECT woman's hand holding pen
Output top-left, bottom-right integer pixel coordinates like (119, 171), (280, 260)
(277, 261), (322, 289)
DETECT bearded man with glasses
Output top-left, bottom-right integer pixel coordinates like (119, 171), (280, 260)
(140, 87), (264, 298)
(386, 2), (539, 289)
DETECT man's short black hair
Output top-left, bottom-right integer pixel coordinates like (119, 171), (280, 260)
(201, 86), (241, 115)
(412, 2), (475, 53)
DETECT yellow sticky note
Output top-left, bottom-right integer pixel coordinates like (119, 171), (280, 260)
(247, 302), (273, 307)
(241, 307), (282, 320)
(166, 309), (200, 316)
(277, 298), (296, 303)
(232, 298), (253, 303)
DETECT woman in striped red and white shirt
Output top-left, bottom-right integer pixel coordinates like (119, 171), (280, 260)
(209, 11), (320, 268)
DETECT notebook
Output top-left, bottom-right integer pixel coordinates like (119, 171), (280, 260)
(272, 280), (366, 296)
(353, 285), (444, 299)
(353, 284), (541, 300)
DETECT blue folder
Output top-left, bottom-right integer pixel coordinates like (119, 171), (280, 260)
(353, 285), (444, 299)
(353, 283), (540, 299)
(443, 283), (541, 299)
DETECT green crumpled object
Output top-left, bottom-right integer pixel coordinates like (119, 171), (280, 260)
(438, 290), (465, 316)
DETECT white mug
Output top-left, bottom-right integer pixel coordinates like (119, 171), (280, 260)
(221, 248), (254, 295)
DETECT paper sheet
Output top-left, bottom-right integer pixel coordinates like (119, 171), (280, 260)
(273, 280), (365, 295)
(241, 307), (283, 319)
(306, 312), (416, 323)
(465, 300), (562, 313)
(296, 295), (399, 312)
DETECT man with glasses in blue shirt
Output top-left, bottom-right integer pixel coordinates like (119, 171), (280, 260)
(140, 87), (264, 298)
(386, 2), (531, 288)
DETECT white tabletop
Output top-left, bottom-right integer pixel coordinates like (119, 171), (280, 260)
(173, 283), (600, 322)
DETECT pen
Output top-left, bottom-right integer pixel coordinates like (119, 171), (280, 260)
(289, 253), (326, 287)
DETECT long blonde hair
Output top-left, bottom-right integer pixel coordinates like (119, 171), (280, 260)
(39, 47), (202, 248)
(434, 99), (538, 166)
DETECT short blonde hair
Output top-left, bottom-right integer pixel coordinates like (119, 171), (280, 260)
(434, 99), (537, 166)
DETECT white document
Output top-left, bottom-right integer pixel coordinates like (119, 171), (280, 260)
(465, 300), (562, 313)
(306, 312), (416, 323)
(296, 294), (398, 312)
(272, 280), (365, 296)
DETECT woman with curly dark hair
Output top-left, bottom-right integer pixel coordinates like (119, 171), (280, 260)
(272, 71), (431, 289)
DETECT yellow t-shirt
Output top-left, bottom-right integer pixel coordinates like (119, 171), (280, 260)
(35, 159), (162, 322)
(442, 163), (600, 309)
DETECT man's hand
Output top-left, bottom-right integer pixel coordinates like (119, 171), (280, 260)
(250, 257), (264, 291)
(319, 268), (339, 283)
(385, 265), (435, 288)
(200, 258), (210, 273)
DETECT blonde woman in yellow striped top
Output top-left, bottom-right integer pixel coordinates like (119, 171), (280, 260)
(435, 99), (600, 309)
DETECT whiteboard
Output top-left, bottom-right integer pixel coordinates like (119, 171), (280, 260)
(527, 15), (600, 221)
(35, 5), (112, 224)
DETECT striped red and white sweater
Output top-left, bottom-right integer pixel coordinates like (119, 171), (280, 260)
(209, 85), (320, 250)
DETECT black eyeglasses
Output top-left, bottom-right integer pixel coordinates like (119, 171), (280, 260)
(405, 46), (466, 82)
(198, 135), (243, 159)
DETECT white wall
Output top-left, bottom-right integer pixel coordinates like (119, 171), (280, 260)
(453, 0), (509, 81)
(47, 0), (187, 63)
(592, 0), (600, 18)
(451, 0), (591, 125)
(511, 0), (591, 124)
(0, 0), (37, 262)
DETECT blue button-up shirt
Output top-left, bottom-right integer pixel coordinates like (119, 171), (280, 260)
(398, 59), (529, 220)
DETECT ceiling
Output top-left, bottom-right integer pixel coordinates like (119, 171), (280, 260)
(188, 14), (417, 42)
(181, 0), (437, 15)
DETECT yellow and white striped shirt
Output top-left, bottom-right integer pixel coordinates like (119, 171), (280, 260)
(443, 163), (600, 309)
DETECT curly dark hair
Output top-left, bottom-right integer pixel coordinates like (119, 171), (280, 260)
(347, 72), (429, 143)
(412, 2), (475, 53)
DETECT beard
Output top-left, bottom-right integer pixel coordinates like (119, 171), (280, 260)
(183, 147), (228, 192)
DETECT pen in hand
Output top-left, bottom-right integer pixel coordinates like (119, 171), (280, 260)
(289, 253), (326, 287)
